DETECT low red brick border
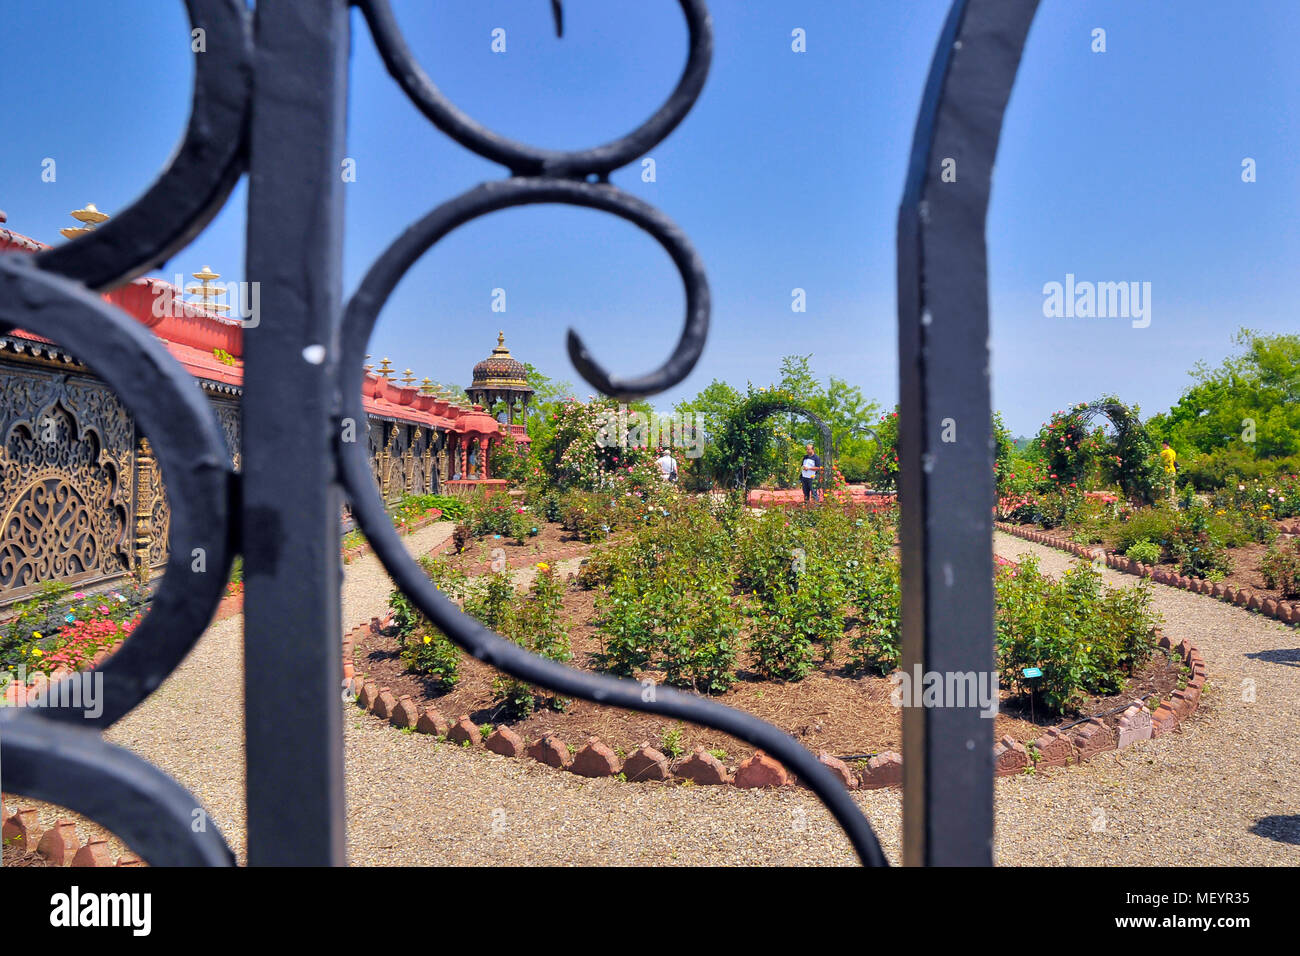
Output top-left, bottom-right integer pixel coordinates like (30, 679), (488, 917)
(996, 520), (1300, 627)
(0, 513), (450, 706)
(0, 800), (144, 867)
(344, 606), (1208, 792)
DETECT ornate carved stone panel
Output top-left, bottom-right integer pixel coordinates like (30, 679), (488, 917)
(0, 366), (135, 599)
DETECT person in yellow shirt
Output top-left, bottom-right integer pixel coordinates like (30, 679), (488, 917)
(1160, 441), (1178, 500)
(1160, 441), (1177, 475)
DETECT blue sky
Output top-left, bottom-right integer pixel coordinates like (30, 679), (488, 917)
(2, 0), (1296, 436)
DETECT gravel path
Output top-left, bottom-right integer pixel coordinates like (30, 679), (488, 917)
(100, 522), (456, 864)
(988, 532), (1299, 865)
(78, 526), (1300, 865)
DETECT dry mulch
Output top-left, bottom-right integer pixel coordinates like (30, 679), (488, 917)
(1000, 650), (1185, 734)
(1, 843), (49, 866)
(436, 522), (622, 577)
(352, 527), (1181, 769)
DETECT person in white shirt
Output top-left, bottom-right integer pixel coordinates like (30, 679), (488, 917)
(800, 443), (822, 503)
(655, 448), (678, 483)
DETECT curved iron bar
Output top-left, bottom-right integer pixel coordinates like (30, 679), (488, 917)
(31, 0), (253, 291)
(896, 0), (1040, 864)
(0, 258), (235, 728)
(336, 179), (888, 867)
(346, 179), (705, 401)
(355, 0), (712, 179)
(0, 709), (235, 865)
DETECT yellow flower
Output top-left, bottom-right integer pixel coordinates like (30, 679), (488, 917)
(32, 648), (43, 657)
(32, 631), (41, 639)
(537, 562), (550, 571)
(422, 635), (432, 644)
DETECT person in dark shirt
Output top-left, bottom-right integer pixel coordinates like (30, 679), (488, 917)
(800, 443), (822, 503)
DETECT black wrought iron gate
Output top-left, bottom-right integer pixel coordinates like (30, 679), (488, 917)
(0, 0), (1039, 866)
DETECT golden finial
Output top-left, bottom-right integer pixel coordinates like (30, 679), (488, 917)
(378, 357), (394, 378)
(185, 265), (230, 314)
(497, 330), (505, 348)
(363, 354), (373, 373)
(400, 368), (416, 388)
(60, 203), (109, 240)
(420, 377), (435, 394)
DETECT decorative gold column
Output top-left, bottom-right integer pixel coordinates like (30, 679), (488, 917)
(134, 437), (155, 585)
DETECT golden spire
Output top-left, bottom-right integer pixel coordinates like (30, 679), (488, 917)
(60, 203), (109, 240)
(420, 377), (435, 394)
(400, 368), (416, 388)
(363, 354), (373, 373)
(186, 265), (230, 314)
(377, 357), (394, 378)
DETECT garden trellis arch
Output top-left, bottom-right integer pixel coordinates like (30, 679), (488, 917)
(723, 394), (834, 492)
(1052, 399), (1161, 503)
(0, 0), (1039, 866)
(834, 424), (878, 457)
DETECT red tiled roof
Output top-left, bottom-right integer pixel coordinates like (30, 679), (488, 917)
(0, 225), (527, 441)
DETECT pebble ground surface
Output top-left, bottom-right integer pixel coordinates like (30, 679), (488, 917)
(15, 525), (1297, 865)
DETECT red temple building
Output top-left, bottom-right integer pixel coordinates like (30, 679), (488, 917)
(0, 207), (528, 602)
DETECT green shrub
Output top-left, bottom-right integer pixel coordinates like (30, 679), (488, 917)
(1124, 539), (1162, 566)
(662, 588), (740, 694)
(1168, 505), (1232, 579)
(1110, 505), (1178, 554)
(747, 581), (816, 681)
(845, 562), (902, 674)
(492, 564), (571, 717)
(1260, 540), (1300, 598)
(387, 557), (465, 687)
(399, 627), (460, 687)
(463, 570), (515, 631)
(388, 588), (422, 637)
(561, 491), (613, 542)
(469, 491), (517, 538)
(838, 454), (872, 484)
(593, 570), (656, 675)
(995, 556), (1159, 714)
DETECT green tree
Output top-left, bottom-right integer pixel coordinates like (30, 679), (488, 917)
(522, 361), (577, 477)
(674, 379), (744, 489)
(1145, 330), (1300, 487)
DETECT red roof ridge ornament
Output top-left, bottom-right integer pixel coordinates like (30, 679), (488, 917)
(186, 265), (231, 314)
(59, 203), (109, 240)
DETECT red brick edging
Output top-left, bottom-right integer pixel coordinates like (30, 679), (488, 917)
(995, 520), (1300, 627)
(0, 804), (145, 867)
(344, 611), (1207, 792)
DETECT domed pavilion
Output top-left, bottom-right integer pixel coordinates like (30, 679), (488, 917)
(467, 331), (533, 426)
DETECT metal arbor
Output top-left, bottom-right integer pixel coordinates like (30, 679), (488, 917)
(0, 0), (1041, 866)
(722, 394), (835, 494)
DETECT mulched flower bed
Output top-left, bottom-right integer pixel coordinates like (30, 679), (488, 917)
(1, 843), (49, 866)
(437, 522), (620, 577)
(351, 530), (1183, 770)
(1009, 518), (1296, 607)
